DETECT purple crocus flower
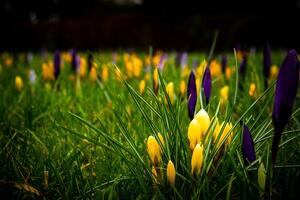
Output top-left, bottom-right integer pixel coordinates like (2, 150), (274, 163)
(239, 55), (247, 78)
(87, 53), (93, 71)
(221, 55), (227, 73)
(54, 50), (60, 79)
(158, 54), (168, 71)
(272, 49), (299, 163)
(242, 124), (256, 164)
(263, 43), (271, 89)
(202, 65), (212, 104)
(71, 49), (79, 72)
(180, 52), (188, 69)
(187, 71), (197, 120)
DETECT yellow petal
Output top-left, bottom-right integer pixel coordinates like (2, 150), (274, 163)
(194, 109), (211, 138)
(188, 119), (201, 151)
(167, 160), (176, 186)
(191, 144), (204, 176)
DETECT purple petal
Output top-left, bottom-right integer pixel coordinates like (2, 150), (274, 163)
(54, 50), (60, 79)
(180, 52), (188, 69)
(202, 65), (212, 104)
(158, 54), (168, 71)
(272, 49), (299, 163)
(221, 55), (227, 73)
(71, 49), (79, 72)
(242, 124), (256, 164)
(187, 71), (197, 120)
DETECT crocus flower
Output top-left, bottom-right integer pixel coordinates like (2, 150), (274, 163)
(89, 67), (97, 81)
(180, 80), (186, 97)
(191, 144), (204, 176)
(157, 132), (165, 146)
(188, 119), (201, 151)
(153, 67), (159, 95)
(166, 82), (175, 104)
(272, 49), (299, 163)
(194, 109), (211, 139)
(248, 83), (256, 97)
(221, 55), (227, 73)
(152, 166), (159, 184)
(263, 43), (271, 88)
(54, 50), (60, 79)
(147, 136), (162, 166)
(270, 65), (279, 80)
(187, 71), (197, 120)
(180, 52), (188, 69)
(102, 64), (109, 81)
(242, 124), (256, 164)
(15, 76), (23, 91)
(158, 54), (167, 71)
(167, 160), (176, 186)
(87, 53), (93, 71)
(220, 85), (229, 104)
(210, 59), (222, 77)
(139, 80), (146, 95)
(29, 69), (36, 84)
(202, 65), (212, 104)
(213, 121), (233, 148)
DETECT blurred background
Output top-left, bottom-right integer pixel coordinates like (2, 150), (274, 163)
(1, 0), (300, 52)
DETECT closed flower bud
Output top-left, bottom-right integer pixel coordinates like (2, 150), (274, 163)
(153, 67), (159, 95)
(180, 80), (186, 97)
(194, 109), (211, 138)
(102, 64), (109, 81)
(167, 160), (176, 186)
(248, 83), (256, 97)
(202, 66), (212, 104)
(139, 80), (146, 95)
(258, 159), (266, 197)
(213, 121), (233, 148)
(187, 71), (197, 120)
(220, 85), (229, 104)
(166, 82), (175, 104)
(191, 144), (204, 176)
(147, 136), (161, 166)
(89, 67), (97, 81)
(242, 124), (256, 164)
(188, 119), (201, 151)
(15, 76), (24, 91)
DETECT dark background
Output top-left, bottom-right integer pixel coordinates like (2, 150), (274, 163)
(1, 0), (300, 52)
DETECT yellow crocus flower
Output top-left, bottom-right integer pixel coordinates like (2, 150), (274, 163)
(167, 160), (176, 186)
(102, 64), (109, 81)
(153, 67), (159, 95)
(249, 83), (256, 97)
(210, 59), (222, 77)
(220, 85), (229, 104)
(213, 122), (233, 148)
(166, 82), (175, 104)
(191, 144), (204, 176)
(188, 119), (201, 151)
(147, 136), (161, 166)
(15, 76), (23, 91)
(270, 65), (279, 80)
(139, 80), (146, 95)
(194, 109), (211, 139)
(89, 67), (97, 81)
(180, 80), (186, 97)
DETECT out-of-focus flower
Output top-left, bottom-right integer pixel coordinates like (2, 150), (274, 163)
(181, 65), (190, 78)
(213, 121), (233, 148)
(194, 109), (211, 139)
(89, 67), (97, 81)
(167, 160), (176, 186)
(188, 119), (201, 151)
(272, 50), (299, 163)
(221, 55), (227, 73)
(242, 124), (256, 164)
(248, 83), (256, 97)
(102, 64), (109, 81)
(42, 62), (55, 81)
(191, 144), (204, 176)
(220, 85), (229, 104)
(263, 43), (271, 88)
(71, 49), (79, 72)
(166, 82), (175, 104)
(210, 59), (222, 77)
(15, 76), (24, 91)
(270, 65), (279, 80)
(29, 69), (36, 84)
(79, 57), (87, 78)
(187, 71), (197, 120)
(239, 55), (247, 78)
(4, 57), (13, 66)
(54, 50), (60, 79)
(153, 67), (159, 95)
(202, 65), (212, 104)
(180, 52), (188, 69)
(225, 67), (232, 80)
(139, 80), (146, 95)
(132, 55), (143, 78)
(158, 54), (167, 71)
(114, 68), (122, 82)
(147, 136), (162, 166)
(180, 80), (186, 97)
(196, 59), (207, 77)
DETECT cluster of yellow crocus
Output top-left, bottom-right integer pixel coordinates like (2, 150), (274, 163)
(42, 62), (55, 81)
(15, 76), (24, 91)
(124, 53), (143, 78)
(213, 121), (233, 148)
(147, 133), (176, 186)
(188, 109), (210, 175)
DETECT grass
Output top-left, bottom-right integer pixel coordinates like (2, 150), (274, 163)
(0, 49), (299, 199)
